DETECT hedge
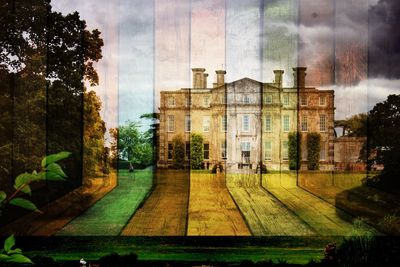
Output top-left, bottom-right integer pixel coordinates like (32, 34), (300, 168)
(172, 135), (185, 169)
(288, 132), (301, 170)
(307, 132), (321, 170)
(190, 133), (204, 169)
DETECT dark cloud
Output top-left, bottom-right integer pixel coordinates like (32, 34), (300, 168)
(369, 0), (400, 78)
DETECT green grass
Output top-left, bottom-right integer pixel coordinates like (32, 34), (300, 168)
(25, 239), (324, 264)
(56, 169), (153, 236)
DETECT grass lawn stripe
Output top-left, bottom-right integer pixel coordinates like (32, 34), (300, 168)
(121, 170), (189, 236)
(56, 169), (152, 236)
(227, 177), (316, 236)
(187, 173), (251, 236)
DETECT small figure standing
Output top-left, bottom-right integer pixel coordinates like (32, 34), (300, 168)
(129, 162), (134, 173)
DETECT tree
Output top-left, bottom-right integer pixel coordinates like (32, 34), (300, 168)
(307, 133), (321, 170)
(288, 132), (301, 170)
(113, 121), (153, 169)
(172, 135), (185, 169)
(190, 133), (203, 169)
(368, 94), (400, 190)
(0, 0), (104, 190)
(83, 90), (106, 178)
(335, 113), (367, 137)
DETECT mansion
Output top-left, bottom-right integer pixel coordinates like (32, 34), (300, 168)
(158, 67), (335, 171)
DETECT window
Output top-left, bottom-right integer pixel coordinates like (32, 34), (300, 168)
(203, 96), (210, 107)
(221, 94), (227, 104)
(167, 115), (175, 132)
(243, 95), (250, 104)
(185, 142), (190, 160)
(283, 94), (289, 106)
(241, 142), (251, 151)
(265, 141), (272, 160)
(185, 96), (191, 107)
(204, 143), (209, 160)
(221, 115), (227, 132)
(167, 96), (175, 107)
(319, 95), (326, 106)
(242, 115), (250, 132)
(265, 114), (272, 132)
(185, 115), (191, 132)
(282, 141), (288, 160)
(320, 143), (326, 161)
(203, 116), (210, 132)
(221, 141), (227, 159)
(301, 115), (308, 132)
(265, 94), (273, 104)
(283, 115), (290, 132)
(302, 145), (307, 160)
(168, 143), (173, 160)
(319, 114), (326, 132)
(300, 96), (308, 106)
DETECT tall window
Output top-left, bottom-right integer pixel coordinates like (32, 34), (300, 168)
(243, 95), (250, 104)
(204, 143), (209, 160)
(265, 94), (273, 104)
(203, 96), (210, 107)
(283, 115), (290, 132)
(300, 96), (308, 106)
(168, 143), (173, 160)
(221, 94), (227, 104)
(185, 142), (190, 160)
(265, 114), (272, 132)
(167, 115), (175, 132)
(282, 141), (288, 160)
(320, 143), (326, 161)
(167, 96), (175, 107)
(283, 94), (289, 106)
(265, 141), (272, 160)
(203, 116), (210, 132)
(319, 114), (326, 132)
(242, 115), (250, 132)
(301, 115), (308, 132)
(241, 142), (250, 151)
(221, 141), (227, 159)
(319, 95), (326, 106)
(185, 115), (191, 132)
(221, 115), (227, 132)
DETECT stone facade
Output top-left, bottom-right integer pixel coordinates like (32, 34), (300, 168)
(158, 67), (335, 171)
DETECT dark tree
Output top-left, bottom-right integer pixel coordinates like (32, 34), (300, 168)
(368, 94), (400, 190)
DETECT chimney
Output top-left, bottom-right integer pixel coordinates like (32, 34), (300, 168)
(203, 73), (208, 88)
(293, 67), (307, 88)
(273, 70), (284, 88)
(215, 70), (226, 86)
(192, 68), (206, 88)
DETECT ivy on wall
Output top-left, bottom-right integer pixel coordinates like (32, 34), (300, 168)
(307, 132), (321, 170)
(288, 132), (301, 170)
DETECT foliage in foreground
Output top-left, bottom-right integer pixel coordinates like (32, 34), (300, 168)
(0, 152), (70, 264)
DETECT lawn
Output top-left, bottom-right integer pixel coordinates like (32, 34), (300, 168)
(121, 170), (189, 236)
(226, 173), (315, 236)
(56, 169), (153, 236)
(187, 172), (251, 236)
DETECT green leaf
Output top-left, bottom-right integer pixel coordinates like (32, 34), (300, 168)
(0, 253), (32, 264)
(46, 163), (67, 178)
(44, 171), (66, 181)
(4, 235), (15, 253)
(0, 191), (6, 203)
(9, 198), (41, 213)
(41, 151), (71, 167)
(8, 248), (22, 255)
(13, 184), (31, 196)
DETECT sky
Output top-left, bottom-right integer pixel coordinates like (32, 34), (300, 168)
(52, 0), (400, 131)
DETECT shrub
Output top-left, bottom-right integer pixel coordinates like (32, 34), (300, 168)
(307, 133), (321, 170)
(288, 132), (301, 170)
(172, 135), (185, 169)
(190, 133), (204, 169)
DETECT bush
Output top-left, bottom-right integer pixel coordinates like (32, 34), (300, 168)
(172, 135), (185, 169)
(211, 162), (224, 173)
(307, 133), (321, 170)
(190, 133), (204, 169)
(256, 162), (268, 174)
(288, 132), (301, 170)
